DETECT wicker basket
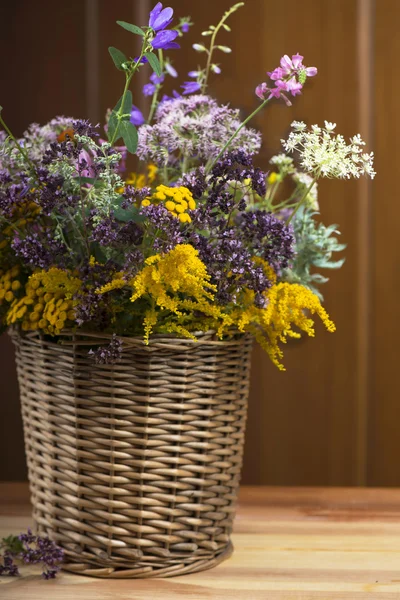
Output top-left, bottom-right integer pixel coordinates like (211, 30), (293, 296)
(11, 329), (253, 578)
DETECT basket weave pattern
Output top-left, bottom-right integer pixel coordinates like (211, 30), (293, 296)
(12, 330), (253, 578)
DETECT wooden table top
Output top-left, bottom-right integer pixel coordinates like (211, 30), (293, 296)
(1, 484), (400, 599)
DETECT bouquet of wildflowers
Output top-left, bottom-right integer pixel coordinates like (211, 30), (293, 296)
(0, 2), (375, 370)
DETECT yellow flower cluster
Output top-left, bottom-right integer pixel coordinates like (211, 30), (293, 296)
(0, 266), (22, 303)
(99, 245), (222, 342)
(247, 282), (335, 370)
(142, 185), (196, 223)
(6, 268), (81, 334)
(0, 201), (40, 250)
(98, 248), (335, 367)
(130, 244), (215, 309)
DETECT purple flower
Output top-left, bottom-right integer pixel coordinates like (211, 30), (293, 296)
(89, 334), (123, 364)
(149, 2), (174, 31)
(165, 62), (178, 77)
(143, 83), (156, 96)
(150, 72), (165, 85)
(152, 29), (180, 50)
(160, 90), (182, 103)
(188, 70), (200, 78)
(181, 81), (201, 95)
(130, 105), (145, 126)
(181, 22), (190, 33)
(0, 552), (19, 577)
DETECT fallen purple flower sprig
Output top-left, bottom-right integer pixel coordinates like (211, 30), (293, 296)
(0, 530), (64, 579)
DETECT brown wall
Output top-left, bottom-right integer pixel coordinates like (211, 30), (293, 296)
(0, 0), (398, 486)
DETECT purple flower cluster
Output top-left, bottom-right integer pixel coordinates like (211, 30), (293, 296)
(256, 53), (317, 106)
(0, 529), (64, 580)
(211, 150), (267, 198)
(240, 211), (295, 274)
(192, 229), (272, 307)
(140, 203), (184, 252)
(18, 529), (64, 580)
(89, 334), (123, 364)
(182, 153), (295, 306)
(136, 95), (261, 167)
(12, 230), (66, 269)
(90, 213), (143, 248)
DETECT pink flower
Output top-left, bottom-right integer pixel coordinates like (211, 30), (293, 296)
(255, 52), (317, 105)
(267, 67), (284, 81)
(305, 66), (318, 77)
(286, 76), (303, 96)
(255, 82), (268, 100)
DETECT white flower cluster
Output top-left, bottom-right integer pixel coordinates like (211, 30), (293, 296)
(269, 153), (295, 172)
(281, 121), (376, 179)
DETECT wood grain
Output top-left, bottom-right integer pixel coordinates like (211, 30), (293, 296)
(1, 484), (400, 598)
(0, 0), (396, 487)
(368, 0), (400, 486)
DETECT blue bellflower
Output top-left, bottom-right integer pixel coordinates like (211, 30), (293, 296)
(130, 105), (145, 126)
(149, 3), (173, 31)
(152, 30), (179, 50)
(181, 81), (201, 95)
(143, 83), (156, 96)
(149, 3), (180, 50)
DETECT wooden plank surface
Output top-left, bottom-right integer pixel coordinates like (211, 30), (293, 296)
(1, 485), (400, 599)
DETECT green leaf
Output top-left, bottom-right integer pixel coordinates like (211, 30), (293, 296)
(145, 52), (162, 77)
(107, 91), (133, 142)
(119, 120), (138, 153)
(117, 21), (145, 36)
(108, 46), (128, 71)
(107, 111), (118, 142)
(114, 204), (146, 224)
(2, 535), (24, 555)
(74, 176), (97, 185)
(112, 91), (133, 119)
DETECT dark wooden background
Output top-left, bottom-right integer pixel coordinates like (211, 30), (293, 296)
(0, 0), (398, 486)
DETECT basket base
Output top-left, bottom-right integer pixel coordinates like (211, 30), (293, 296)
(61, 542), (234, 579)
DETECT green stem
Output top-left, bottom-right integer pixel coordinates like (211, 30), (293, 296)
(285, 175), (319, 225)
(147, 51), (164, 123)
(147, 87), (160, 123)
(0, 114), (37, 173)
(201, 2), (244, 94)
(206, 97), (270, 173)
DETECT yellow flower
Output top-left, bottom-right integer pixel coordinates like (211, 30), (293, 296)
(96, 277), (126, 295)
(165, 200), (176, 212)
(178, 213), (191, 223)
(268, 172), (279, 185)
(124, 164), (158, 190)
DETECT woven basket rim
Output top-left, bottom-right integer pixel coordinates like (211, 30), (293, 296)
(9, 326), (252, 350)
